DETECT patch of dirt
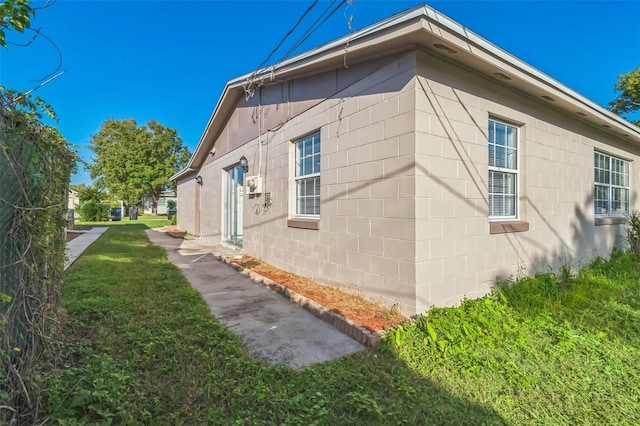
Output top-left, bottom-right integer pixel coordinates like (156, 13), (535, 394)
(66, 232), (82, 242)
(160, 225), (187, 237)
(229, 255), (407, 332)
(66, 226), (92, 242)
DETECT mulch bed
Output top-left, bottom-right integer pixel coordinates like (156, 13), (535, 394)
(229, 255), (407, 332)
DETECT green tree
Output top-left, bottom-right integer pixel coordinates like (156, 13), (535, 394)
(78, 185), (106, 203)
(609, 67), (640, 126)
(0, 0), (34, 48)
(88, 119), (190, 214)
(70, 182), (87, 193)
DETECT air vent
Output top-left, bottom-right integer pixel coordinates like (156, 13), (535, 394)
(493, 72), (512, 80)
(433, 43), (457, 54)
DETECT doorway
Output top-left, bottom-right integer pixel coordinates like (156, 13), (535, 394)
(224, 164), (244, 247)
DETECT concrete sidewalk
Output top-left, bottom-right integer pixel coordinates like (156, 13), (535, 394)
(65, 227), (109, 270)
(145, 229), (365, 369)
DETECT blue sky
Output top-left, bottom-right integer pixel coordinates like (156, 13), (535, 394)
(2, 0), (639, 185)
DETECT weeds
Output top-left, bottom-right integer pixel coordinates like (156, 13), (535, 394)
(388, 252), (640, 423)
(626, 211), (640, 257)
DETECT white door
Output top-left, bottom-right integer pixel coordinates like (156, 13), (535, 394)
(224, 164), (244, 247)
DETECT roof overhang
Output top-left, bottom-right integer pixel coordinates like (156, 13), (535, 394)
(172, 4), (640, 181)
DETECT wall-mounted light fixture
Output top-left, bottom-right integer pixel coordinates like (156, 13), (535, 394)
(239, 156), (249, 173)
(195, 175), (203, 185)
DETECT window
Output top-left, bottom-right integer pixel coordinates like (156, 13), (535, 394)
(294, 133), (320, 216)
(488, 119), (518, 219)
(594, 151), (629, 216)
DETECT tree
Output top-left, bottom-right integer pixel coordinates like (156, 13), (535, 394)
(0, 0), (34, 48)
(609, 67), (640, 126)
(69, 183), (87, 193)
(78, 185), (106, 203)
(88, 119), (190, 214)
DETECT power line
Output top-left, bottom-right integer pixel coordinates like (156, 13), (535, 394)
(255, 0), (318, 73)
(243, 0), (319, 97)
(273, 0), (345, 69)
(11, 70), (66, 104)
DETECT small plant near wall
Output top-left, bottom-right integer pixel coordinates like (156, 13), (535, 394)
(625, 211), (640, 257)
(167, 199), (176, 210)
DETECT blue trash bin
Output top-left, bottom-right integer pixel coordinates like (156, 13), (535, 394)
(110, 207), (122, 221)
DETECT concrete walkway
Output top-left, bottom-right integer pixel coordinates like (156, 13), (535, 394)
(64, 227), (109, 270)
(145, 229), (365, 369)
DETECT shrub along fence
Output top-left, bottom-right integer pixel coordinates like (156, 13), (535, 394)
(0, 102), (75, 422)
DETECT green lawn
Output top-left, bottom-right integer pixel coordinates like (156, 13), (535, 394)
(43, 223), (640, 424)
(75, 216), (171, 229)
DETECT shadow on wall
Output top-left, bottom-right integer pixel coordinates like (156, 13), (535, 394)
(197, 50), (631, 314)
(415, 73), (629, 291)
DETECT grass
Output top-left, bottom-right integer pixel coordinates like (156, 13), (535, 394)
(41, 223), (640, 424)
(75, 216), (172, 229)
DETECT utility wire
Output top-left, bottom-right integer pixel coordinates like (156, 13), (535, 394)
(273, 0), (345, 69)
(11, 70), (66, 103)
(254, 0), (318, 72)
(7, 25), (64, 84)
(243, 0), (319, 94)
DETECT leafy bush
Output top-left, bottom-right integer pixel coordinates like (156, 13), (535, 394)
(78, 186), (106, 204)
(78, 201), (109, 222)
(625, 211), (640, 257)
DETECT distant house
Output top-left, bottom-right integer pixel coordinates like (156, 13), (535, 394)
(142, 190), (176, 215)
(171, 5), (640, 315)
(68, 189), (79, 211)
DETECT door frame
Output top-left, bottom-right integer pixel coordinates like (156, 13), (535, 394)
(224, 163), (244, 247)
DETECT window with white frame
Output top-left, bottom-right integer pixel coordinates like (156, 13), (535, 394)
(488, 119), (518, 219)
(594, 151), (629, 216)
(294, 132), (320, 216)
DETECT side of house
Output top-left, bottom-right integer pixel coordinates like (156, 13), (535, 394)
(68, 189), (79, 211)
(174, 6), (640, 315)
(142, 191), (177, 215)
(411, 48), (639, 312)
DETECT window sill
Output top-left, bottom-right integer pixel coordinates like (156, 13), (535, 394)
(595, 217), (626, 226)
(489, 221), (529, 234)
(287, 218), (319, 230)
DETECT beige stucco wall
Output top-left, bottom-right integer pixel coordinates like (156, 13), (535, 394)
(413, 48), (640, 312)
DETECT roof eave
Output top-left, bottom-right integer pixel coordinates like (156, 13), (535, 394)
(180, 3), (640, 180)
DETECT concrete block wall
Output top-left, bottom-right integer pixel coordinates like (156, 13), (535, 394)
(242, 50), (421, 315)
(176, 176), (196, 233)
(413, 49), (640, 312)
(178, 46), (639, 317)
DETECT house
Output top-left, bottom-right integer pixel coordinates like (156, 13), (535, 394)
(142, 190), (177, 215)
(172, 4), (640, 316)
(68, 189), (79, 211)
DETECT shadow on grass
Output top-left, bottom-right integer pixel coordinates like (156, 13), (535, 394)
(53, 220), (507, 424)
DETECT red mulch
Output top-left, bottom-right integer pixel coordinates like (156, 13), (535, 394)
(229, 255), (407, 332)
